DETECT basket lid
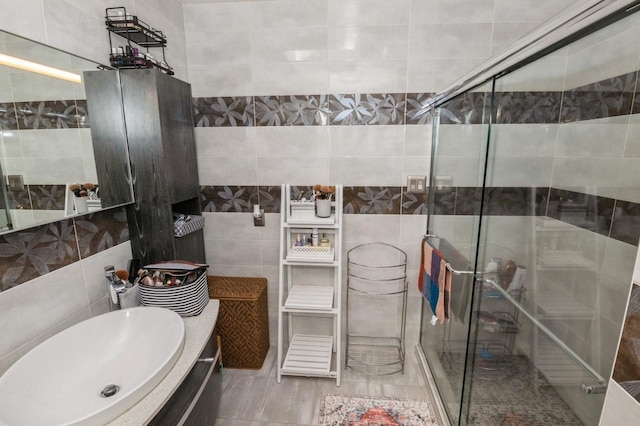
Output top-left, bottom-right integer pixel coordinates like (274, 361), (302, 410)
(208, 276), (267, 299)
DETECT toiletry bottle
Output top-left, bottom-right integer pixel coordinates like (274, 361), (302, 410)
(312, 228), (319, 246)
(295, 234), (303, 246)
(319, 233), (330, 247)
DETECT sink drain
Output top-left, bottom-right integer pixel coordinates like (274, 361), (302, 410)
(100, 384), (120, 398)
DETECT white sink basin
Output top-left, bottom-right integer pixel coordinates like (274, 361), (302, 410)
(0, 306), (185, 426)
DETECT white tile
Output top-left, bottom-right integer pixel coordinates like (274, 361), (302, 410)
(491, 123), (558, 158)
(437, 124), (488, 157)
(402, 156), (430, 184)
(330, 156), (403, 186)
(0, 308), (90, 376)
(252, 28), (327, 63)
(188, 64), (253, 98)
(255, 126), (330, 157)
(206, 238), (262, 266)
(186, 31), (251, 66)
(11, 72), (79, 102)
(257, 156), (329, 185)
(0, 262), (89, 359)
(555, 116), (629, 158)
(343, 214), (401, 245)
(328, 26), (409, 61)
(410, 0), (494, 24)
(617, 158), (640, 203)
(0, 0), (46, 45)
(202, 212), (262, 241)
(328, 0), (410, 26)
(182, 2), (251, 33)
(491, 22), (540, 55)
(253, 61), (328, 96)
(42, 1), (108, 65)
(600, 381), (640, 425)
(564, 17), (640, 89)
(250, 0), (327, 30)
(0, 130), (23, 158)
(25, 156), (86, 184)
(197, 156), (258, 186)
(330, 125), (404, 157)
(493, 47), (569, 92)
(488, 157), (554, 187)
(195, 127), (257, 158)
(404, 125), (433, 157)
(19, 129), (82, 159)
(551, 157), (621, 199)
(328, 60), (407, 93)
(624, 114), (640, 158)
(409, 24), (492, 60)
(407, 58), (486, 93)
(432, 156), (482, 187)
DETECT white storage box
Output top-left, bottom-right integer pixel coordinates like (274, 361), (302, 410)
(290, 200), (315, 219)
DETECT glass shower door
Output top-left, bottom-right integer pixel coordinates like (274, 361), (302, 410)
(420, 82), (493, 425)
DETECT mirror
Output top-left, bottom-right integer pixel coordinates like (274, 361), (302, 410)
(0, 30), (134, 234)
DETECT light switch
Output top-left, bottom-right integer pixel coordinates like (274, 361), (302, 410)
(407, 175), (427, 194)
(7, 175), (24, 191)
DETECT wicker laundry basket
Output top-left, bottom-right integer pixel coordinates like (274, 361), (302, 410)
(208, 276), (270, 369)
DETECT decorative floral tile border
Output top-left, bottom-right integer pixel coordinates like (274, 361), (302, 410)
(255, 95), (329, 126)
(0, 219), (79, 291)
(74, 207), (129, 259)
(14, 100), (84, 129)
(193, 96), (254, 127)
(0, 206), (129, 291)
(198, 185), (635, 246)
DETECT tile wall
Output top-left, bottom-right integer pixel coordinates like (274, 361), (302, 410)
(0, 0), (187, 375)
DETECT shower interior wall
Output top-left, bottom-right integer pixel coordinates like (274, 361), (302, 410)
(426, 9), (640, 425)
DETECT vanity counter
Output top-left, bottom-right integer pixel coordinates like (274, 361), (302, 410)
(107, 299), (219, 425)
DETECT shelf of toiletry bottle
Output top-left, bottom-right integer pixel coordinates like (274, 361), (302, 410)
(284, 220), (338, 228)
(109, 53), (174, 75)
(105, 10), (167, 47)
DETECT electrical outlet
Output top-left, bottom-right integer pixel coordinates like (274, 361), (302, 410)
(407, 175), (427, 194)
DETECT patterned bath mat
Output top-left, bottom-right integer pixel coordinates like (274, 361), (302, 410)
(319, 394), (439, 425)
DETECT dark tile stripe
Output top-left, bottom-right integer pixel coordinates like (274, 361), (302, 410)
(74, 207), (129, 258)
(197, 185), (637, 246)
(0, 219), (79, 291)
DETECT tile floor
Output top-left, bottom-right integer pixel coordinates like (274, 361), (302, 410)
(215, 346), (442, 425)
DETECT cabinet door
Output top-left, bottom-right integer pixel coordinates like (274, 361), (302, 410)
(157, 73), (200, 204)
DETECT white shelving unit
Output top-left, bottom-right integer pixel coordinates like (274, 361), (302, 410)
(277, 184), (343, 386)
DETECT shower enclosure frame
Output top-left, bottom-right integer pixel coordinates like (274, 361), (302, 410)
(419, 1), (640, 424)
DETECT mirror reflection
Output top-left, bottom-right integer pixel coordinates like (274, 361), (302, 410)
(0, 30), (134, 234)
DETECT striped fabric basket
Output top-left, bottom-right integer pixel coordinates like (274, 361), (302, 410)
(173, 215), (205, 238)
(138, 262), (209, 317)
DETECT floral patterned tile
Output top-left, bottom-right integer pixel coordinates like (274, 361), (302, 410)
(200, 185), (259, 212)
(343, 186), (401, 214)
(494, 91), (562, 124)
(483, 187), (545, 216)
(439, 92), (489, 125)
(29, 185), (66, 210)
(561, 71), (636, 123)
(14, 100), (80, 129)
(453, 187), (480, 215)
(405, 93), (435, 125)
(401, 190), (428, 215)
(192, 96), (254, 127)
(258, 186), (282, 213)
(255, 95), (329, 126)
(0, 219), (79, 291)
(547, 188), (614, 236)
(609, 200), (640, 246)
(6, 187), (32, 210)
(73, 207), (129, 259)
(329, 93), (406, 125)
(0, 102), (18, 130)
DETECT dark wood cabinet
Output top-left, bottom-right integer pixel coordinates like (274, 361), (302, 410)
(85, 69), (205, 265)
